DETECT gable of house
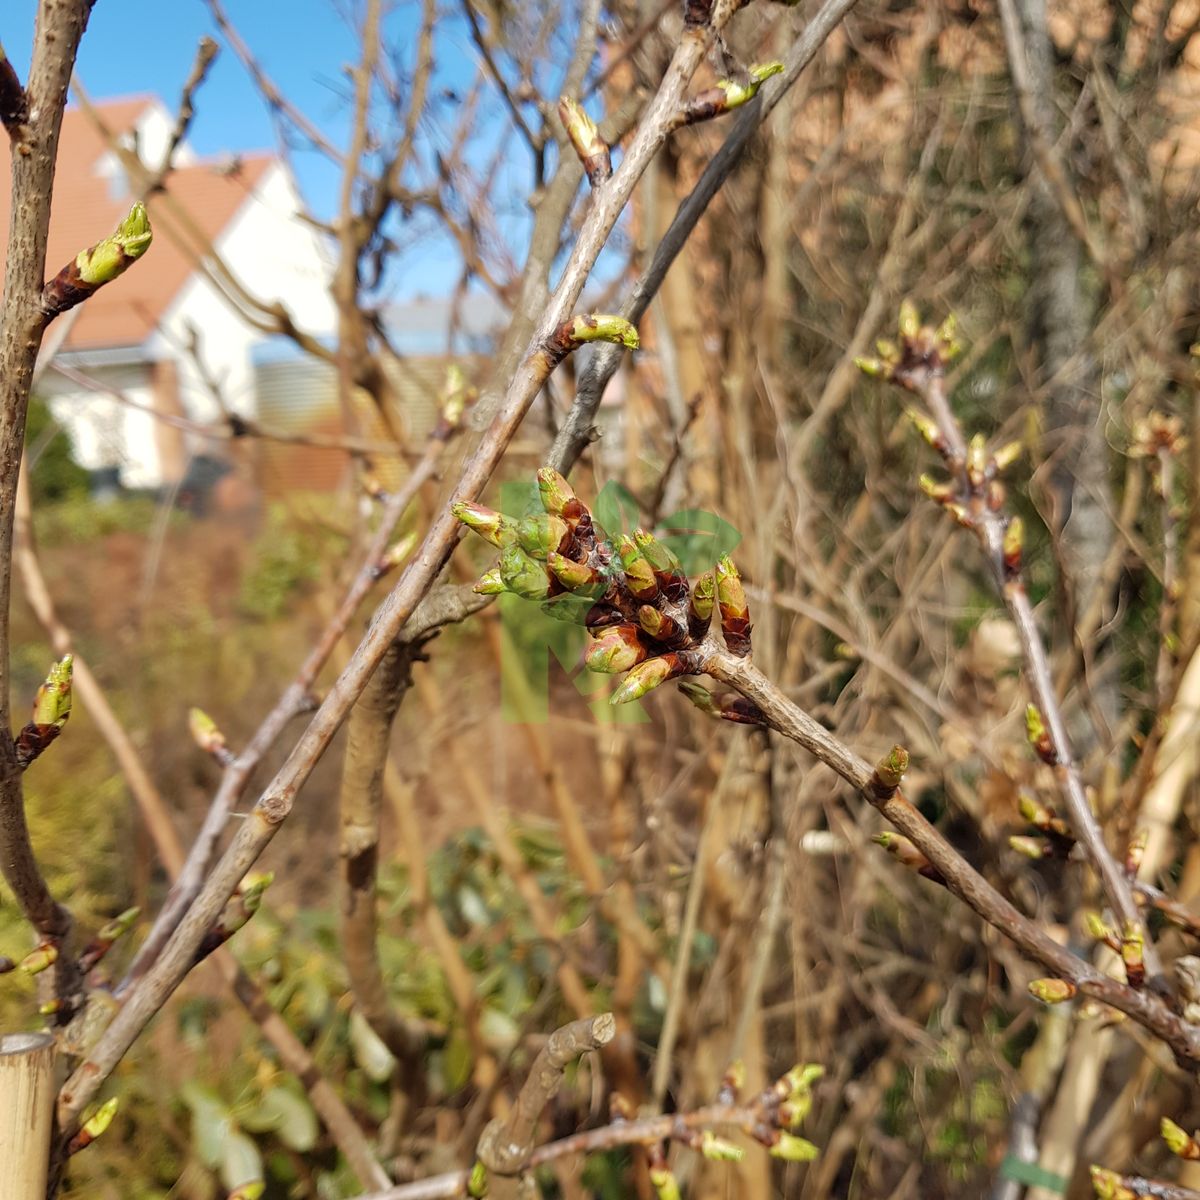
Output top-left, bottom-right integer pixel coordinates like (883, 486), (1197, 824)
(0, 96), (275, 352)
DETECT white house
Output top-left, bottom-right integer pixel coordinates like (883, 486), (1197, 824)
(0, 95), (337, 490)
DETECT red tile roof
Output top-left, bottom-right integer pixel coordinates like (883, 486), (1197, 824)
(0, 96), (275, 351)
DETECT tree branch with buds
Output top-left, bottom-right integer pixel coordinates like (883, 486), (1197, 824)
(346, 1040), (825, 1200)
(56, 1), (747, 1131)
(855, 302), (1155, 973)
(452, 466), (1200, 1069)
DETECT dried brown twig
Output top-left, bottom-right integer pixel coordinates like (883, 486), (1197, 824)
(475, 1014), (615, 1199)
(345, 1022), (823, 1200)
(703, 648), (1198, 1066)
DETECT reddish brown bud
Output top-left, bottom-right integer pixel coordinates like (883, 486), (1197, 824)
(637, 604), (688, 649)
(617, 534), (659, 602)
(715, 555), (752, 657)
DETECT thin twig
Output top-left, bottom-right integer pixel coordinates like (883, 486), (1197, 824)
(353, 1096), (812, 1200)
(147, 35), (220, 192)
(13, 469), (393, 1192)
(650, 748), (734, 1106)
(894, 350), (1153, 968)
(551, 0), (861, 469)
(203, 0), (345, 163)
(47, 362), (421, 458)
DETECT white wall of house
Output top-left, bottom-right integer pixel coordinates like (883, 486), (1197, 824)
(154, 162), (336, 434)
(44, 154), (335, 490)
(39, 361), (163, 490)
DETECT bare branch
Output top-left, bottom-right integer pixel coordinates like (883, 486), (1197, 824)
(475, 1014), (615, 1198)
(148, 35), (220, 191)
(339, 639), (426, 1062)
(13, 472), (393, 1192)
(551, 0), (861, 469)
(123, 415), (458, 989)
(0, 0), (96, 1019)
(203, 0), (345, 164)
(864, 309), (1152, 969)
(703, 648), (1200, 1069)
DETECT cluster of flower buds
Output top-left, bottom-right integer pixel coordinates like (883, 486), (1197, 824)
(14, 654), (73, 768)
(759, 1062), (823, 1160)
(453, 468), (760, 714)
(640, 1061), (823, 1199)
(192, 872), (273, 965)
(1129, 411), (1186, 461)
(1008, 788), (1075, 862)
(1081, 912), (1146, 988)
(853, 301), (962, 385)
(856, 303), (1025, 571)
(1032, 912), (1150, 1004)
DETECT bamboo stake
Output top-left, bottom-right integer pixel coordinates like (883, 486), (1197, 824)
(0, 1032), (56, 1200)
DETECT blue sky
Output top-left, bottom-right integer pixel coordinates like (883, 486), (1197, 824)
(3, 2), (624, 304)
(3, 0), (572, 299)
(6, 2), (357, 188)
